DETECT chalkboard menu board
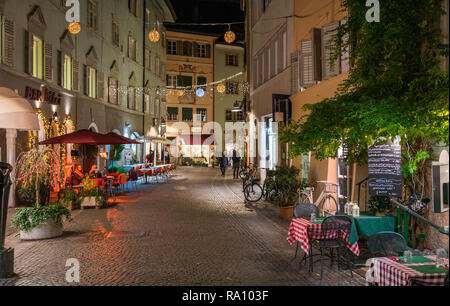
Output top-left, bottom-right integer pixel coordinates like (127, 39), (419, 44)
(368, 144), (403, 197)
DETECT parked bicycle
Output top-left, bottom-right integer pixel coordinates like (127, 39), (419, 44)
(242, 166), (264, 203)
(298, 181), (339, 216)
(262, 170), (278, 202)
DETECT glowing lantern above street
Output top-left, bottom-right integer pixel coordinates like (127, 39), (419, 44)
(224, 30), (235, 44)
(68, 22), (81, 35)
(177, 90), (184, 97)
(149, 30), (160, 43)
(196, 88), (205, 98)
(217, 84), (226, 93)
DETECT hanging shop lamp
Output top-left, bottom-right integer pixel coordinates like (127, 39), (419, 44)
(149, 29), (160, 43)
(68, 22), (81, 35)
(217, 83), (226, 93)
(196, 88), (205, 98)
(224, 24), (236, 44)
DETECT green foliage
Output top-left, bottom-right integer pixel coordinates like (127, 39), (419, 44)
(11, 203), (71, 232)
(17, 178), (49, 205)
(402, 150), (430, 179)
(111, 145), (125, 161)
(268, 165), (304, 207)
(280, 0), (449, 165)
(368, 196), (392, 214)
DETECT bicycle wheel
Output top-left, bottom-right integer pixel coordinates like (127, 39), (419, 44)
(319, 195), (339, 216)
(244, 183), (263, 202)
(298, 192), (312, 204)
(239, 169), (248, 180)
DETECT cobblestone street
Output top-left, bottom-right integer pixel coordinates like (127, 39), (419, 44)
(0, 167), (366, 286)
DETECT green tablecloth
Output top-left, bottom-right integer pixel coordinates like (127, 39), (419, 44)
(408, 265), (448, 274)
(398, 256), (435, 264)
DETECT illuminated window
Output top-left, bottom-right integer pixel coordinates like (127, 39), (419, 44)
(167, 40), (177, 55)
(63, 54), (72, 90)
(166, 75), (176, 88)
(196, 108), (207, 122)
(226, 54), (238, 66)
(32, 35), (43, 79)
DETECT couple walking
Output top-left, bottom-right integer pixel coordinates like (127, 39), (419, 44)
(218, 150), (241, 179)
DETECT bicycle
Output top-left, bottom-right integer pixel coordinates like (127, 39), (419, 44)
(239, 163), (254, 180)
(298, 181), (339, 216)
(242, 166), (264, 203)
(262, 170), (278, 202)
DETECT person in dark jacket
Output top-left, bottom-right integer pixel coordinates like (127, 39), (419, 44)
(218, 151), (228, 176)
(232, 150), (241, 179)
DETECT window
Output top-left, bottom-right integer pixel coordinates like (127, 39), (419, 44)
(112, 20), (119, 47)
(168, 107), (179, 121)
(196, 108), (207, 122)
(226, 81), (239, 95)
(226, 54), (238, 66)
(197, 44), (207, 58)
(145, 48), (151, 70)
(108, 77), (118, 104)
(166, 75), (177, 88)
(182, 108), (193, 121)
(63, 54), (72, 90)
(128, 36), (137, 61)
(226, 110), (243, 122)
(128, 87), (136, 110)
(197, 76), (207, 87)
(87, 66), (97, 98)
(32, 35), (43, 79)
(87, 0), (98, 30)
(167, 40), (177, 55)
(177, 75), (193, 89)
(129, 0), (138, 16)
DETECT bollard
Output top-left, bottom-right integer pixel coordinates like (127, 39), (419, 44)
(0, 162), (14, 279)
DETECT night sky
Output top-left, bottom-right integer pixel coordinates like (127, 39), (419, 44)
(166, 0), (245, 42)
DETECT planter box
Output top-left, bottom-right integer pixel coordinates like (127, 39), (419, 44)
(19, 218), (63, 241)
(81, 197), (97, 209)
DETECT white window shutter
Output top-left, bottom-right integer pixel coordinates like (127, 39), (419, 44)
(340, 18), (350, 73)
(3, 18), (14, 67)
(321, 21), (340, 80)
(44, 43), (53, 81)
(290, 51), (300, 94)
(97, 71), (104, 100)
(300, 39), (314, 88)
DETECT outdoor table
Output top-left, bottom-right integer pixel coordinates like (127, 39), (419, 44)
(366, 255), (449, 286)
(287, 218), (360, 256)
(138, 168), (155, 184)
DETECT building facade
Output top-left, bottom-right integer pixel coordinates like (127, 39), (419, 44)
(214, 42), (245, 157)
(0, 0), (175, 206)
(164, 30), (217, 165)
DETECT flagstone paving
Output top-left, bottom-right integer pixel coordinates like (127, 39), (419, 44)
(0, 167), (366, 286)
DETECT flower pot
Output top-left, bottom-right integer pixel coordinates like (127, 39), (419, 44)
(279, 206), (294, 219)
(81, 196), (97, 209)
(19, 218), (63, 241)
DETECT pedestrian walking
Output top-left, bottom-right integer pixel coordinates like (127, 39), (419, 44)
(232, 150), (241, 179)
(218, 151), (228, 176)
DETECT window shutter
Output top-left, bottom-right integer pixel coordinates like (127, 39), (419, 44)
(84, 65), (89, 95)
(44, 43), (53, 81)
(300, 39), (314, 88)
(206, 44), (211, 58)
(312, 28), (322, 82)
(340, 18), (350, 73)
(72, 59), (79, 91)
(58, 50), (63, 86)
(290, 51), (300, 94)
(97, 71), (104, 100)
(3, 18), (14, 67)
(183, 41), (192, 56)
(321, 22), (340, 80)
(176, 40), (183, 56)
(24, 31), (33, 74)
(193, 42), (199, 57)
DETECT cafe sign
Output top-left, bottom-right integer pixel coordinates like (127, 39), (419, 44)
(25, 86), (62, 106)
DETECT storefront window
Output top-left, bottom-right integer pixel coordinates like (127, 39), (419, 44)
(63, 54), (72, 90)
(32, 35), (43, 79)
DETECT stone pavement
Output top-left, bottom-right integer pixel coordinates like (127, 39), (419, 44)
(0, 167), (367, 286)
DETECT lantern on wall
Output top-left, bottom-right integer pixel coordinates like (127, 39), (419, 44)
(149, 30), (160, 43)
(217, 83), (226, 93)
(224, 25), (236, 44)
(68, 22), (81, 35)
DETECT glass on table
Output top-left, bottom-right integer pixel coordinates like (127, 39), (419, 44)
(310, 212), (316, 222)
(403, 250), (413, 263)
(436, 248), (447, 268)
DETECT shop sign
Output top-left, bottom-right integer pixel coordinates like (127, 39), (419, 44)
(25, 86), (62, 106)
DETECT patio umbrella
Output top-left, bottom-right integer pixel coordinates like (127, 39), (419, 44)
(103, 132), (140, 144)
(37, 130), (139, 145)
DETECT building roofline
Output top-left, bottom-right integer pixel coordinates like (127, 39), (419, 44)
(164, 0), (178, 21)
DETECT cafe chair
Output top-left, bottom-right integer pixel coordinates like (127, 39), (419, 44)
(309, 215), (353, 280)
(292, 204), (319, 263)
(368, 232), (422, 257)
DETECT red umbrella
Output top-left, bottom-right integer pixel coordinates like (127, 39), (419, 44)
(38, 129), (139, 145)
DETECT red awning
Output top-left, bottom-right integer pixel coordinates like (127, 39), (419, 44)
(38, 129), (140, 145)
(179, 135), (215, 146)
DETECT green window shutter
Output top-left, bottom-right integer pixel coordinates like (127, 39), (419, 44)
(183, 41), (192, 56)
(193, 42), (199, 57)
(205, 44), (211, 58)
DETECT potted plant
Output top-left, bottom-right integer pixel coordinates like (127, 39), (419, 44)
(368, 195), (392, 216)
(269, 165), (303, 219)
(12, 148), (71, 240)
(80, 175), (107, 209)
(60, 189), (78, 211)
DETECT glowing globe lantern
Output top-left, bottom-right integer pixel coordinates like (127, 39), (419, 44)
(224, 30), (236, 44)
(177, 90), (184, 97)
(196, 88), (205, 98)
(217, 84), (226, 93)
(149, 30), (160, 43)
(68, 22), (81, 35)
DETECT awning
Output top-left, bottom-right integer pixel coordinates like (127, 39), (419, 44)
(180, 135), (215, 146)
(147, 136), (173, 145)
(38, 129), (139, 145)
(0, 87), (39, 131)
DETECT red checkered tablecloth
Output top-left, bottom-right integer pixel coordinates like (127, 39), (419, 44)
(366, 255), (448, 286)
(286, 218), (360, 256)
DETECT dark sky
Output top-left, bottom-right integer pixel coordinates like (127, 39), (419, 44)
(166, 0), (245, 42)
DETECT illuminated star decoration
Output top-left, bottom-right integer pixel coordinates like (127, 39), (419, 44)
(68, 22), (81, 35)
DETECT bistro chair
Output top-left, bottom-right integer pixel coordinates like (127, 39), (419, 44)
(292, 204), (319, 263)
(367, 232), (422, 257)
(309, 215), (353, 280)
